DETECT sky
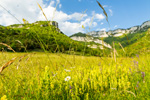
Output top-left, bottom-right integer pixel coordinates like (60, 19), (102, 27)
(0, 0), (150, 36)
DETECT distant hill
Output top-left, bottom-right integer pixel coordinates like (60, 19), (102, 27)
(70, 20), (150, 56)
(70, 32), (87, 37)
(70, 20), (150, 50)
(0, 21), (102, 56)
(122, 29), (150, 56)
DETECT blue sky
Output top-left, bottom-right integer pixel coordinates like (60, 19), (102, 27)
(0, 0), (150, 36)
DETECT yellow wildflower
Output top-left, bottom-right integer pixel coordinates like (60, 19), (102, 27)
(1, 95), (7, 100)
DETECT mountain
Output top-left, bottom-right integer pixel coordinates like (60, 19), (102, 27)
(70, 20), (150, 50)
(71, 20), (150, 38)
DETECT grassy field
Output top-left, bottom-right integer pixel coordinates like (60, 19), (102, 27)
(0, 52), (150, 99)
(0, 1), (150, 99)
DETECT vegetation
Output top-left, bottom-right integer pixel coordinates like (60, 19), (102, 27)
(103, 31), (146, 50)
(0, 22), (102, 56)
(0, 52), (150, 99)
(0, 1), (150, 99)
(70, 32), (88, 37)
(122, 29), (150, 56)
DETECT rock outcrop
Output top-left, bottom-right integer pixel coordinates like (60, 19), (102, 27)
(70, 36), (112, 49)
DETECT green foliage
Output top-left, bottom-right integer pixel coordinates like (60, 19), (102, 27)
(123, 31), (150, 56)
(70, 32), (87, 37)
(103, 32), (146, 50)
(0, 21), (102, 56)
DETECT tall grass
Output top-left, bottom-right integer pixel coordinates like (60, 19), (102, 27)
(0, 53), (150, 99)
(0, 0), (150, 100)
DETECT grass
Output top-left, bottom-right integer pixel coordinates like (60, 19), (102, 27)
(0, 52), (150, 99)
(0, 1), (150, 100)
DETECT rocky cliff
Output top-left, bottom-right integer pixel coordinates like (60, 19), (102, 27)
(71, 36), (112, 49)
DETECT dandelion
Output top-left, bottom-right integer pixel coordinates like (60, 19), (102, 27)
(65, 76), (71, 81)
(1, 95), (7, 100)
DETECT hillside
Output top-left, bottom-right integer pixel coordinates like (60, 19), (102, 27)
(122, 29), (150, 56)
(70, 20), (150, 54)
(0, 21), (102, 56)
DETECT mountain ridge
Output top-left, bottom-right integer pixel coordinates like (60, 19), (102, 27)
(70, 20), (150, 50)
(70, 20), (150, 38)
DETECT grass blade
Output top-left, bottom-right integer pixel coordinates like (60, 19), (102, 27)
(0, 43), (15, 53)
(96, 0), (109, 24)
(0, 57), (17, 73)
(37, 2), (48, 21)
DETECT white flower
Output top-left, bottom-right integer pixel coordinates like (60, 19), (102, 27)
(65, 76), (71, 81)
(53, 73), (57, 77)
(64, 69), (71, 72)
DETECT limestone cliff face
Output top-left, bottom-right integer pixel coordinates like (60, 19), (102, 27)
(140, 21), (150, 31)
(70, 36), (112, 49)
(34, 21), (59, 29)
(50, 21), (59, 29)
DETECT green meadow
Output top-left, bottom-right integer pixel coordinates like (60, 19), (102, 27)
(0, 1), (150, 100)
(0, 52), (150, 99)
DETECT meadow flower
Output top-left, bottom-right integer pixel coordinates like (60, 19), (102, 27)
(64, 69), (71, 72)
(136, 54), (139, 58)
(141, 72), (145, 83)
(53, 73), (57, 77)
(1, 95), (7, 100)
(70, 67), (75, 69)
(133, 60), (138, 67)
(136, 81), (139, 89)
(69, 85), (72, 89)
(65, 76), (71, 81)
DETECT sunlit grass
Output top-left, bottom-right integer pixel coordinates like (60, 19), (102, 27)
(0, 52), (150, 99)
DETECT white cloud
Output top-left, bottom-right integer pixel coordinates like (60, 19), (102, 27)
(93, 22), (97, 27)
(56, 0), (60, 4)
(60, 22), (84, 36)
(109, 9), (113, 16)
(59, 4), (62, 8)
(92, 12), (105, 21)
(80, 18), (91, 27)
(101, 22), (104, 25)
(103, 5), (108, 8)
(50, 1), (55, 6)
(100, 28), (106, 31)
(114, 25), (118, 28)
(69, 12), (87, 21)
(92, 11), (105, 21)
(0, 0), (43, 25)
(0, 0), (104, 36)
(96, 28), (106, 31)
